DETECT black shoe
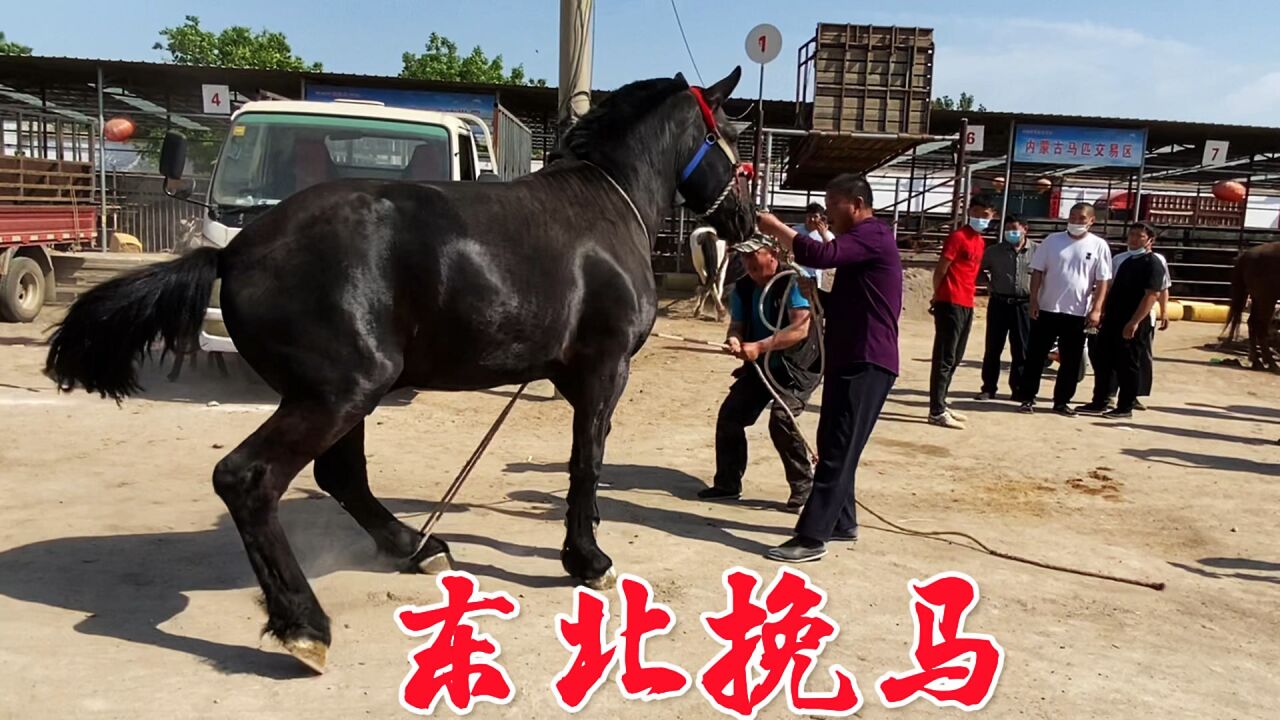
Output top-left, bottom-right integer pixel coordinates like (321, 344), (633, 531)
(830, 529), (859, 542)
(784, 497), (809, 514)
(697, 487), (741, 501)
(1018, 402), (1035, 414)
(1076, 402), (1111, 416)
(974, 391), (996, 401)
(1102, 408), (1133, 419)
(765, 537), (827, 563)
(1053, 404), (1078, 417)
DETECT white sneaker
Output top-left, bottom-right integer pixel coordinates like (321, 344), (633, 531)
(946, 408), (969, 422)
(928, 412), (966, 429)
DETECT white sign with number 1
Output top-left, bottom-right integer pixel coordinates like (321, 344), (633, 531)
(202, 84), (231, 115)
(745, 24), (782, 65)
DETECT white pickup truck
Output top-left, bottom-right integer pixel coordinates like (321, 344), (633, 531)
(159, 98), (531, 354)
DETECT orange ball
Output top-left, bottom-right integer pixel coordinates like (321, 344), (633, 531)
(104, 117), (135, 142)
(1212, 180), (1246, 203)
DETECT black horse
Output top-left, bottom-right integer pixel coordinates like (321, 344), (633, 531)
(45, 68), (753, 672)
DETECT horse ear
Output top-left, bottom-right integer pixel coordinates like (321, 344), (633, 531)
(703, 66), (742, 108)
(675, 71), (688, 86)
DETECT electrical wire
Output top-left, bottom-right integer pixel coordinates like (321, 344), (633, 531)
(669, 0), (704, 85)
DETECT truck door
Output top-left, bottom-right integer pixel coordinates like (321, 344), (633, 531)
(457, 132), (478, 181)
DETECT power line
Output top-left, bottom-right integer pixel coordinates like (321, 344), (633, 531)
(669, 0), (704, 85)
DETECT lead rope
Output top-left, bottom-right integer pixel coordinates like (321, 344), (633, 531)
(743, 255), (1165, 592)
(411, 383), (529, 560)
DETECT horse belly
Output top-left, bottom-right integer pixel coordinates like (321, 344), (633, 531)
(400, 306), (568, 390)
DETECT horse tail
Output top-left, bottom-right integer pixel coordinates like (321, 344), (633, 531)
(46, 247), (221, 400)
(1223, 256), (1249, 342)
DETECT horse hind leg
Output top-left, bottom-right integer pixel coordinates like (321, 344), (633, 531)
(213, 397), (379, 673)
(313, 420), (451, 574)
(1247, 297), (1277, 371)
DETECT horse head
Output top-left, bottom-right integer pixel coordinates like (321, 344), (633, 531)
(558, 68), (756, 246)
(672, 67), (756, 246)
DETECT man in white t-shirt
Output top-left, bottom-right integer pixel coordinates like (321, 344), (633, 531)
(1016, 202), (1112, 416)
(792, 203), (836, 290)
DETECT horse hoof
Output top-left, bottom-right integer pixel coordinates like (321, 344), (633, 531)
(284, 637), (328, 675)
(584, 566), (617, 592)
(418, 551), (455, 575)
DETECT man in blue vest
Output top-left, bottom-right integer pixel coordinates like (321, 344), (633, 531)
(698, 235), (819, 512)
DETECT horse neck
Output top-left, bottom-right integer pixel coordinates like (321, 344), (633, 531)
(597, 124), (684, 242)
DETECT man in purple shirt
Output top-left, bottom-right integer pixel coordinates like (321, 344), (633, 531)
(756, 173), (902, 563)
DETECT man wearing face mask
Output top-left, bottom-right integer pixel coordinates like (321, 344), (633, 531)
(793, 203), (836, 291)
(1078, 222), (1169, 417)
(1016, 203), (1112, 416)
(754, 173), (901, 563)
(976, 215), (1034, 401)
(926, 199), (995, 428)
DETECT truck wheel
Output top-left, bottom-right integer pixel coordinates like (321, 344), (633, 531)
(0, 257), (45, 323)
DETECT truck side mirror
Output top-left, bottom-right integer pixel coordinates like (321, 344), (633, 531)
(159, 131), (187, 181)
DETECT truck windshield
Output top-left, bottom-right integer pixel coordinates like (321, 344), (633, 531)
(210, 112), (452, 207)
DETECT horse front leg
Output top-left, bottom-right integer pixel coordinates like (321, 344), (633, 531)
(555, 357), (628, 591)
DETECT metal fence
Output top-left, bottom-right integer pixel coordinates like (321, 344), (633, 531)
(108, 172), (209, 253)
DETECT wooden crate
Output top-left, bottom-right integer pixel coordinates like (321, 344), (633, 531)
(1141, 193), (1244, 227)
(806, 24), (934, 134)
(0, 155), (95, 204)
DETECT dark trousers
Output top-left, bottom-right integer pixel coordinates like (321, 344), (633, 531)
(1090, 322), (1154, 410)
(795, 363), (896, 543)
(980, 296), (1031, 396)
(1090, 324), (1162, 399)
(928, 302), (974, 416)
(1018, 311), (1087, 407)
(714, 368), (814, 498)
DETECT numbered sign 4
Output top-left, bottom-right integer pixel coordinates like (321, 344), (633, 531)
(745, 24), (782, 65)
(202, 84), (231, 115)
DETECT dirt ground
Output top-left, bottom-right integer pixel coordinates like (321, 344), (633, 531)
(1, 301), (1277, 720)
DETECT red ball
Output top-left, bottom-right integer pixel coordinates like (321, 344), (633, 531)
(104, 117), (135, 142)
(1212, 180), (1246, 203)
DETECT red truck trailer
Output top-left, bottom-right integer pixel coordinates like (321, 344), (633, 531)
(0, 113), (99, 322)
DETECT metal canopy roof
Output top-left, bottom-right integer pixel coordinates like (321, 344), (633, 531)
(930, 109), (1280, 191)
(782, 130), (946, 190)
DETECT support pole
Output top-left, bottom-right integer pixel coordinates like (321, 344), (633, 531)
(1132, 129), (1148, 225)
(763, 130), (774, 208)
(557, 0), (595, 139)
(97, 65), (108, 252)
(996, 120), (1016, 241)
(752, 63), (765, 205)
(952, 117), (969, 227)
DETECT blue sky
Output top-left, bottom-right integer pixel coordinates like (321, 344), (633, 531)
(7, 0), (1280, 126)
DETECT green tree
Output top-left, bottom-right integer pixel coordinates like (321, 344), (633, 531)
(932, 92), (987, 112)
(136, 127), (221, 176)
(400, 33), (545, 86)
(153, 15), (321, 70)
(0, 31), (32, 56)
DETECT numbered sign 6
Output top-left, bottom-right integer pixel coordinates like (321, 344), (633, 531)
(965, 125), (985, 152)
(745, 24), (782, 65)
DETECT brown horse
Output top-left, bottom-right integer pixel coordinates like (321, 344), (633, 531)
(1224, 241), (1280, 371)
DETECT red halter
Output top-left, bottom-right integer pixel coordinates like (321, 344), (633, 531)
(688, 86), (719, 136)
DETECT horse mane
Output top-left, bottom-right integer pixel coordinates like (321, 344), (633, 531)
(559, 77), (689, 162)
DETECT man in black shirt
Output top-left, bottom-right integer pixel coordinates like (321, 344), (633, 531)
(1080, 223), (1168, 419)
(976, 215), (1034, 400)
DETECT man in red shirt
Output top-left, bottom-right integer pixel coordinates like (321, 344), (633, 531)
(929, 199), (995, 428)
